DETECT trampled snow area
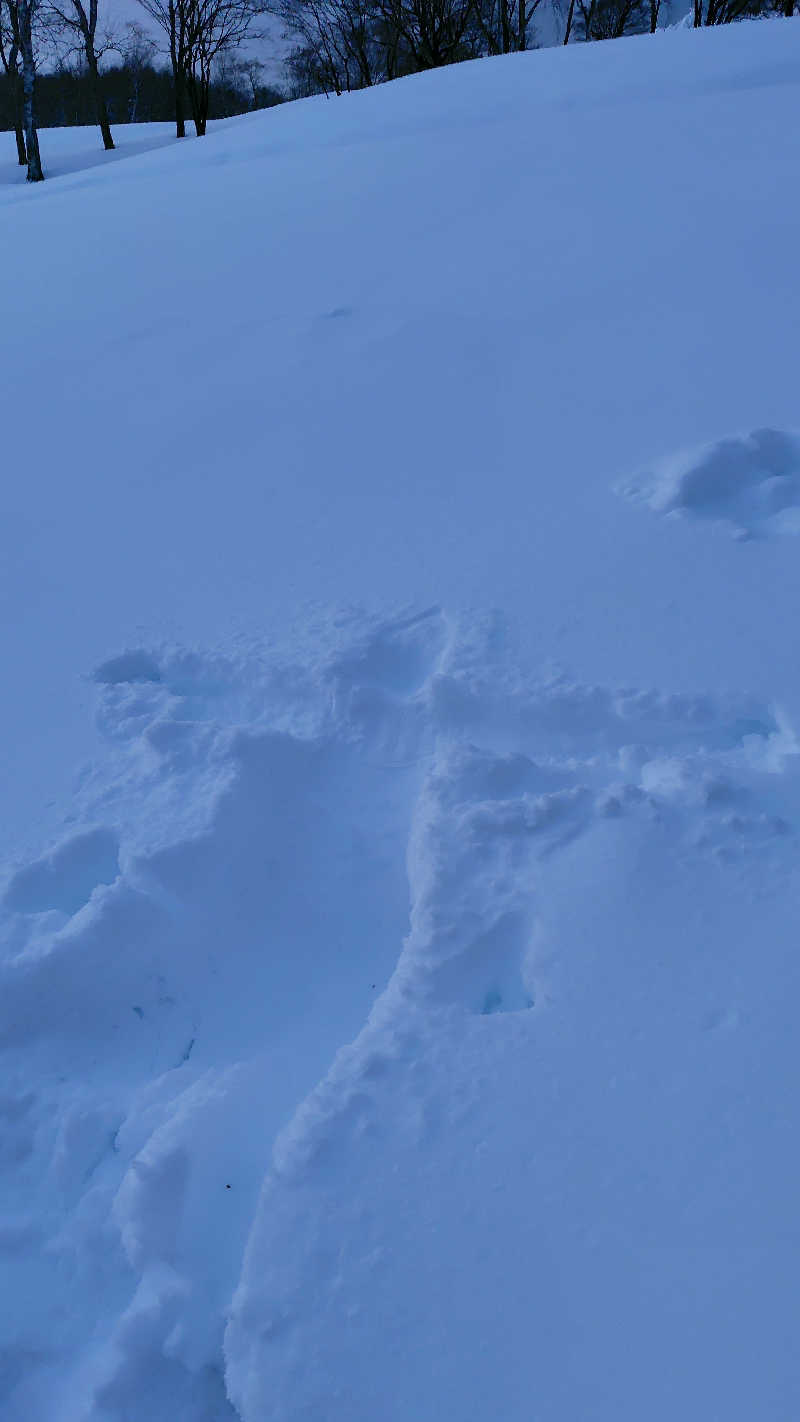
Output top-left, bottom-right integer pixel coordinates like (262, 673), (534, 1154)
(2, 19), (800, 1420)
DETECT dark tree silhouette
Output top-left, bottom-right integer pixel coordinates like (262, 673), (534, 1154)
(46, 0), (115, 147)
(136, 0), (264, 136)
(0, 0), (27, 162)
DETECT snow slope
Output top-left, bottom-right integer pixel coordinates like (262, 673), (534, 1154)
(0, 122), (181, 190)
(2, 19), (800, 1420)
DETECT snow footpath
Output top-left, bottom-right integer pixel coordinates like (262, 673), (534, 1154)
(3, 590), (800, 1419)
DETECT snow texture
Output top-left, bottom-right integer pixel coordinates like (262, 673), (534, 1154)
(3, 16), (800, 1422)
(3, 609), (800, 1420)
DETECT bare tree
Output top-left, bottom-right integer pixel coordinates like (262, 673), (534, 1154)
(473, 0), (541, 52)
(46, 0), (116, 147)
(693, 0), (760, 20)
(373, 0), (478, 70)
(185, 0), (265, 133)
(0, 0), (27, 163)
(137, 0), (263, 136)
(577, 0), (647, 37)
(119, 19), (157, 119)
(136, 0), (191, 133)
(237, 53), (267, 103)
(281, 0), (381, 93)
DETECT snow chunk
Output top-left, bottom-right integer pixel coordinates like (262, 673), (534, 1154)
(621, 428), (800, 538)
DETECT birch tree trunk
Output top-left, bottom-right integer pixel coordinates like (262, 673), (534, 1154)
(17, 0), (42, 181)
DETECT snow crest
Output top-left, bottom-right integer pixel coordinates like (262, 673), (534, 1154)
(2, 609), (799, 1420)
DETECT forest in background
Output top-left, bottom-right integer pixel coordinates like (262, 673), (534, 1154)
(1, 0), (796, 183)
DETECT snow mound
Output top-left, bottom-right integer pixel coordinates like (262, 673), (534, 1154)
(3, 607), (800, 1419)
(621, 428), (800, 538)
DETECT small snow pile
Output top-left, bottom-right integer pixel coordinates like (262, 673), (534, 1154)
(620, 427), (800, 539)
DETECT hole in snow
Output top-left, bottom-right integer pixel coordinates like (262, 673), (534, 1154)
(480, 987), (535, 1016)
(94, 650), (162, 685)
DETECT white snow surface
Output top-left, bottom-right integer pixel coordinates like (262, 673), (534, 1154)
(3, 19), (800, 1421)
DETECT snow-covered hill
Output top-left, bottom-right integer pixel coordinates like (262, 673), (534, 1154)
(2, 20), (800, 1420)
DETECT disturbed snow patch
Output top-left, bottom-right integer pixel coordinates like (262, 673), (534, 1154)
(2, 607), (799, 1422)
(225, 650), (800, 1422)
(620, 428), (800, 538)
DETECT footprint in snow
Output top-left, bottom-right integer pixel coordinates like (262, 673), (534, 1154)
(619, 427), (800, 539)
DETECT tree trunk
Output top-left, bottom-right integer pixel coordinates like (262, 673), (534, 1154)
(17, 0), (42, 181)
(170, 35), (186, 136)
(14, 116), (27, 164)
(11, 55), (27, 164)
(563, 0), (576, 41)
(194, 71), (209, 135)
(174, 69), (186, 135)
(186, 71), (203, 134)
(96, 89), (114, 149)
(86, 49), (114, 149)
(499, 0), (511, 51)
(649, 0), (659, 29)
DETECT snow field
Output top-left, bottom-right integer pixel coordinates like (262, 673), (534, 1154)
(2, 14), (800, 1420)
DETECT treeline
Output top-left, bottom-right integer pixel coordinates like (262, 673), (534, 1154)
(0, 57), (282, 130)
(284, 0), (796, 96)
(563, 0), (793, 42)
(1, 0), (275, 181)
(2, 0), (796, 183)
